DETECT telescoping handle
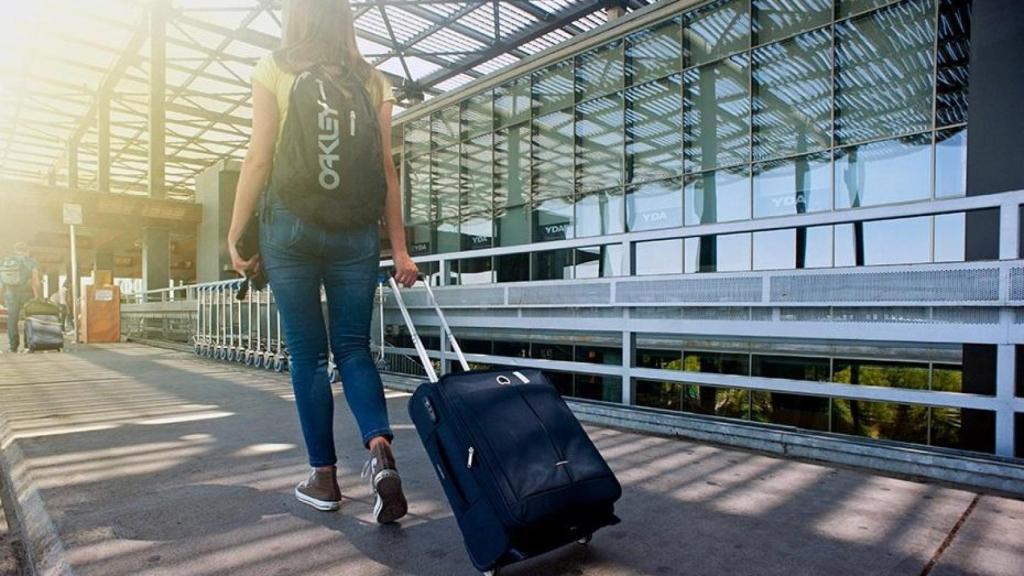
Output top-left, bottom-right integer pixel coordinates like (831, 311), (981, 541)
(387, 275), (469, 383)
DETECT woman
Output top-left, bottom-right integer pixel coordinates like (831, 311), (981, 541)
(227, 0), (418, 524)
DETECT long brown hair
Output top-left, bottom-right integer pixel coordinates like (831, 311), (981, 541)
(276, 0), (373, 82)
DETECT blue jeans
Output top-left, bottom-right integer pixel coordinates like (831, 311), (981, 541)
(260, 198), (392, 467)
(5, 290), (30, 352)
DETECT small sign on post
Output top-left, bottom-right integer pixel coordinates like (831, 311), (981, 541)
(62, 203), (83, 226)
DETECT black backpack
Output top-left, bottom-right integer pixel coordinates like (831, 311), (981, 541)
(268, 64), (387, 231)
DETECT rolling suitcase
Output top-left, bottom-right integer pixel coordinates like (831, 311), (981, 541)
(24, 315), (63, 351)
(390, 277), (622, 575)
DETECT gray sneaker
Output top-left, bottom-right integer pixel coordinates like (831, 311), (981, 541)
(362, 442), (408, 524)
(295, 467), (342, 511)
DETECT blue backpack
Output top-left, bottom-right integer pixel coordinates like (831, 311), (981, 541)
(0, 255), (30, 288)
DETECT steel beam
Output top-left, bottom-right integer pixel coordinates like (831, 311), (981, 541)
(97, 92), (111, 192)
(149, 0), (168, 199)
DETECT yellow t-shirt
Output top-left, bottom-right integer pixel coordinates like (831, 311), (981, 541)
(251, 54), (396, 140)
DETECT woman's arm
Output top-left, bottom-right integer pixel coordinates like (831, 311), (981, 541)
(378, 101), (419, 287)
(228, 81), (279, 276)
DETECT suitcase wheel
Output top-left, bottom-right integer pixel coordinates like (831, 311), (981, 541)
(577, 534), (593, 545)
(483, 570), (500, 576)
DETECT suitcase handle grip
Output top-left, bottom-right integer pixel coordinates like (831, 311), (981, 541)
(387, 275), (470, 382)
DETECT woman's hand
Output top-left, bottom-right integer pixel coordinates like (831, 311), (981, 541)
(393, 253), (419, 288)
(229, 241), (260, 279)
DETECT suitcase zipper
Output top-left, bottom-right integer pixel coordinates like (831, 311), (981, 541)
(349, 110), (356, 136)
(467, 446), (475, 469)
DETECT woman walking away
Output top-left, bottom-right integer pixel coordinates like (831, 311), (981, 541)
(227, 0), (419, 523)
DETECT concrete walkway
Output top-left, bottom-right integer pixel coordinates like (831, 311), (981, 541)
(0, 344), (1022, 576)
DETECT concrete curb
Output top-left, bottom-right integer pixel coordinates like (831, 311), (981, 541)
(380, 372), (1024, 498)
(0, 410), (74, 576)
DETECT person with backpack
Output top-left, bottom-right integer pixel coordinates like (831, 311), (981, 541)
(227, 0), (418, 523)
(0, 242), (42, 353)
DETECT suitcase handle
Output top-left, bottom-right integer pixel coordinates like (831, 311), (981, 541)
(387, 275), (470, 383)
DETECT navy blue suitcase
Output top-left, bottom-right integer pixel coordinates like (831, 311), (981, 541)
(390, 278), (621, 575)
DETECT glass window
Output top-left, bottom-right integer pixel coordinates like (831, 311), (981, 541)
(832, 399), (929, 444)
(753, 153), (832, 218)
(576, 189), (624, 238)
(532, 249), (574, 281)
(574, 374), (623, 403)
(834, 135), (932, 209)
(405, 223), (433, 257)
(431, 106), (460, 149)
(460, 135), (492, 216)
(577, 345), (623, 364)
(802, 225), (834, 268)
(435, 218), (460, 254)
(533, 196), (574, 242)
(496, 252), (530, 283)
(635, 239), (683, 276)
(683, 54), (750, 172)
(752, 0), (831, 45)
(627, 178), (683, 232)
(680, 384), (749, 419)
(575, 245), (624, 278)
(753, 229), (796, 271)
(752, 29), (832, 160)
(626, 76), (684, 184)
(936, 129), (967, 198)
(461, 92), (492, 139)
(461, 211), (494, 251)
(626, 17), (682, 84)
(576, 41), (624, 99)
(936, 0), (971, 127)
(837, 0), (896, 19)
(753, 354), (830, 381)
(494, 340), (529, 358)
(637, 348), (683, 369)
(433, 146), (460, 222)
(637, 379), (682, 411)
(684, 350), (749, 375)
(750, 391), (829, 431)
(832, 359), (929, 390)
(495, 125), (531, 209)
(495, 203), (531, 247)
(685, 233), (751, 273)
(404, 116), (430, 158)
(684, 168), (751, 225)
(495, 76), (531, 128)
(934, 213), (966, 263)
(533, 60), (574, 114)
(532, 110), (575, 201)
(531, 343), (574, 361)
(835, 0), (936, 144)
(931, 407), (995, 454)
(932, 363), (963, 393)
(576, 94), (624, 193)
(835, 216), (932, 267)
(684, 0), (750, 67)
(458, 256), (493, 285)
(403, 154), (432, 224)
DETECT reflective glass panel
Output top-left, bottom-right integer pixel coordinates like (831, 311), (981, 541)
(496, 253), (530, 283)
(461, 211), (494, 251)
(835, 0), (936, 144)
(495, 76), (531, 128)
(626, 17), (682, 85)
(752, 29), (832, 160)
(576, 94), (624, 193)
(832, 359), (929, 389)
(834, 135), (931, 209)
(404, 116), (430, 158)
(405, 223), (433, 257)
(575, 245), (624, 278)
(685, 233), (751, 272)
(837, 0), (895, 19)
(832, 399), (929, 444)
(932, 364), (963, 393)
(460, 135), (492, 216)
(750, 391), (829, 431)
(683, 54), (750, 172)
(458, 257), (493, 285)
(495, 203), (531, 247)
(431, 106), (460, 148)
(753, 229), (796, 270)
(936, 129), (967, 198)
(626, 76), (684, 183)
(403, 154), (432, 224)
(936, 0), (971, 127)
(684, 168), (751, 225)
(637, 349), (683, 369)
(679, 384), (749, 419)
(684, 350), (750, 375)
(684, 0), (750, 67)
(835, 216), (932, 267)
(753, 354), (831, 380)
(634, 239), (683, 275)
(753, 153), (832, 218)
(532, 249), (574, 281)
(576, 41), (624, 99)
(931, 407), (995, 454)
(934, 212), (966, 262)
(576, 188), (624, 238)
(533, 197), (574, 242)
(435, 218), (460, 254)
(461, 91), (492, 140)
(495, 125), (531, 209)
(532, 111), (575, 200)
(574, 374), (623, 403)
(802, 225), (834, 268)
(752, 0), (831, 44)
(637, 380), (682, 411)
(627, 178), (683, 232)
(432, 145), (460, 220)
(533, 60), (574, 114)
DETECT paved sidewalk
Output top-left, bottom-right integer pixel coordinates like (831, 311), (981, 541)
(0, 483), (19, 576)
(0, 344), (1022, 576)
